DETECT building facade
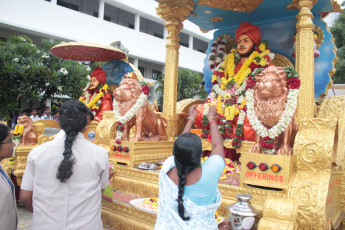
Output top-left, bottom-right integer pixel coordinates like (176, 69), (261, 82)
(0, 0), (212, 82)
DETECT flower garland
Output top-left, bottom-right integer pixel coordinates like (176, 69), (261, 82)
(208, 36), (226, 72)
(202, 41), (274, 149)
(11, 124), (24, 163)
(246, 66), (300, 154)
(79, 84), (109, 115)
(113, 78), (149, 140)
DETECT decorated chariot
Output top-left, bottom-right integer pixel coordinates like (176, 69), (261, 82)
(1, 0), (345, 229)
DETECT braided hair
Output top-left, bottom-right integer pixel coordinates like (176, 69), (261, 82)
(56, 100), (88, 182)
(0, 124), (9, 144)
(173, 133), (202, 221)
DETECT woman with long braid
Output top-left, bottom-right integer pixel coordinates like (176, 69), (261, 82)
(20, 100), (112, 230)
(155, 105), (224, 229)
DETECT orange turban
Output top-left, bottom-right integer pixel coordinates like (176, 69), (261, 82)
(91, 67), (107, 84)
(235, 22), (261, 45)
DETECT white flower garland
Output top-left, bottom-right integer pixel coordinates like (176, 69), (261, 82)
(209, 36), (226, 72)
(212, 78), (247, 98)
(246, 89), (299, 139)
(237, 110), (246, 125)
(113, 93), (148, 139)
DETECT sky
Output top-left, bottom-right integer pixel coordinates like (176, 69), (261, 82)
(324, 0), (344, 26)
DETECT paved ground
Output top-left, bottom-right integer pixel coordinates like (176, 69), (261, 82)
(17, 205), (32, 230)
(17, 203), (230, 230)
(17, 204), (114, 230)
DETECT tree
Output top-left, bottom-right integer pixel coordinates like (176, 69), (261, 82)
(331, 2), (345, 84)
(154, 68), (207, 111)
(0, 35), (90, 119)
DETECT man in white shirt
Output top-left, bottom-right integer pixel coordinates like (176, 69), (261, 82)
(20, 100), (114, 230)
(41, 106), (53, 119)
(29, 109), (40, 122)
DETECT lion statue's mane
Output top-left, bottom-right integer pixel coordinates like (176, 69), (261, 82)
(18, 116), (37, 145)
(253, 66), (288, 128)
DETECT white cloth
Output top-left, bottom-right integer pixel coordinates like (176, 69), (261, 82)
(30, 115), (41, 122)
(154, 156), (221, 230)
(21, 132), (109, 230)
(41, 114), (53, 120)
(0, 165), (17, 230)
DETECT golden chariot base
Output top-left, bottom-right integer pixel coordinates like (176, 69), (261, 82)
(105, 120), (344, 230)
(109, 140), (175, 167)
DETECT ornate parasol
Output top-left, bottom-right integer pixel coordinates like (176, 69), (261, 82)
(50, 42), (127, 62)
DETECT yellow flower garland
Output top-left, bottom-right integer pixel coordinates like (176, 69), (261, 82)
(79, 84), (108, 109)
(14, 125), (19, 135)
(212, 43), (271, 122)
(14, 124), (24, 135)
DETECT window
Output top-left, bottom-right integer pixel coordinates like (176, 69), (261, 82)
(193, 37), (208, 54)
(104, 15), (111, 22)
(138, 66), (145, 78)
(57, 0), (79, 11)
(179, 32), (189, 48)
(57, 0), (98, 17)
(140, 18), (164, 39)
(104, 4), (135, 29)
(152, 70), (161, 80)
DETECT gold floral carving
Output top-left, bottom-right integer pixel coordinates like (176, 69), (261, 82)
(258, 219), (295, 230)
(295, 0), (317, 123)
(112, 165), (159, 197)
(13, 145), (35, 186)
(330, 0), (343, 13)
(109, 140), (174, 167)
(37, 134), (54, 145)
(156, 0), (194, 138)
(286, 0), (317, 10)
(340, 158), (345, 228)
(96, 111), (116, 148)
(102, 201), (156, 230)
(317, 96), (345, 167)
(198, 0), (264, 13)
(258, 197), (298, 230)
(271, 53), (294, 68)
(288, 118), (336, 229)
(314, 26), (324, 49)
(0, 158), (14, 175)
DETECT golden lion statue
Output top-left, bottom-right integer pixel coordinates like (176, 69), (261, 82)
(113, 78), (168, 141)
(249, 66), (297, 156)
(17, 116), (37, 145)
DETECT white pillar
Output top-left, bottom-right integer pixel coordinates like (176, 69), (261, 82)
(51, 0), (57, 4)
(133, 58), (139, 67)
(189, 35), (193, 49)
(163, 28), (168, 40)
(98, 0), (105, 20)
(46, 98), (52, 108)
(134, 14), (140, 31)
